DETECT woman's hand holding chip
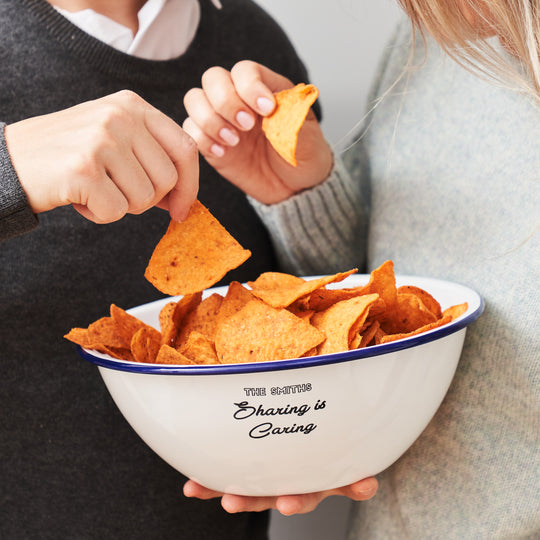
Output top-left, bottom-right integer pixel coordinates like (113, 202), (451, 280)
(5, 90), (199, 223)
(183, 61), (333, 205)
(183, 477), (378, 515)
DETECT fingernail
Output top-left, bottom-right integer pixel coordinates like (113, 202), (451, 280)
(219, 127), (239, 146)
(236, 110), (255, 130)
(171, 208), (187, 223)
(355, 486), (377, 498)
(256, 97), (274, 115)
(210, 143), (225, 157)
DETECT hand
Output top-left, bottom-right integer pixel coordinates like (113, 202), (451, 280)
(183, 61), (333, 205)
(5, 90), (199, 223)
(183, 477), (378, 516)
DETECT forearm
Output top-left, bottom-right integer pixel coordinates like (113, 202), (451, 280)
(248, 152), (369, 276)
(0, 123), (38, 242)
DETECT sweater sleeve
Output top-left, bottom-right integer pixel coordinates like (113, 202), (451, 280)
(248, 147), (370, 276)
(0, 123), (39, 242)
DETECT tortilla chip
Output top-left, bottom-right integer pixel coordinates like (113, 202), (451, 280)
(383, 293), (438, 335)
(87, 317), (129, 349)
(380, 315), (452, 344)
(349, 331), (362, 350)
(64, 327), (94, 348)
(360, 260), (398, 316)
(442, 302), (468, 321)
(214, 299), (325, 363)
(178, 331), (220, 365)
(159, 292), (203, 347)
(372, 326), (387, 345)
(308, 285), (369, 312)
(96, 346), (134, 362)
(110, 304), (156, 347)
(262, 83), (319, 166)
(348, 296), (385, 341)
(311, 294), (379, 355)
(287, 294), (312, 315)
(131, 326), (161, 363)
(357, 320), (382, 349)
(350, 319), (376, 349)
(144, 200), (251, 295)
(397, 285), (442, 318)
(176, 293), (224, 346)
(288, 306), (315, 321)
(64, 326), (133, 361)
(248, 269), (357, 309)
(155, 344), (196, 365)
(215, 281), (254, 327)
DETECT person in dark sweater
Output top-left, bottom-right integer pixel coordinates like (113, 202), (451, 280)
(0, 1), (318, 538)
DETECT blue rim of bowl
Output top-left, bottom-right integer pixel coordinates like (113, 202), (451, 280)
(77, 284), (484, 375)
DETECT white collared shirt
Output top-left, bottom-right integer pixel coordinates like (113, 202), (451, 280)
(54, 0), (221, 60)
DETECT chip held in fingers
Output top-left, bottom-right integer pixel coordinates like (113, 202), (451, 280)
(144, 200), (251, 296)
(262, 83), (319, 166)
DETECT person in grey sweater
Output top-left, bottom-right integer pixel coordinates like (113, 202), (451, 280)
(0, 0), (324, 538)
(182, 1), (539, 538)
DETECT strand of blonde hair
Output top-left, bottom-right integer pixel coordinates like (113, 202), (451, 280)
(396, 0), (540, 105)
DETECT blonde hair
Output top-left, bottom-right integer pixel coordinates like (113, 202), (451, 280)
(397, 0), (540, 104)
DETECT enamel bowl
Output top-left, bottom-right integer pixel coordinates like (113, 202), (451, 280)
(78, 274), (483, 496)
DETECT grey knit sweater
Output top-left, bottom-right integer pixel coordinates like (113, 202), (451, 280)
(0, 1), (315, 538)
(252, 19), (540, 539)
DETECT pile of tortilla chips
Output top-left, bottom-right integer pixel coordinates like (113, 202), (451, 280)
(261, 83), (319, 166)
(65, 201), (467, 366)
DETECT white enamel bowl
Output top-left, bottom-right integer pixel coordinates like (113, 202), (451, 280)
(78, 274), (483, 496)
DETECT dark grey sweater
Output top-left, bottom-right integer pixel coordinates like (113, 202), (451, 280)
(0, 1), (315, 538)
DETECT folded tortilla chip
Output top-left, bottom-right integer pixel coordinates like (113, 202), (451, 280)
(262, 83), (319, 166)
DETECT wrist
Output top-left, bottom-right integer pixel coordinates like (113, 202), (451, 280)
(0, 123), (39, 240)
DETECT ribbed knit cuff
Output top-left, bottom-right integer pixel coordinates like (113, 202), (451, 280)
(248, 155), (368, 275)
(0, 123), (39, 242)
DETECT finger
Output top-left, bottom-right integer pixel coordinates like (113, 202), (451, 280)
(163, 144), (198, 223)
(72, 203), (101, 223)
(201, 66), (258, 132)
(131, 129), (178, 207)
(274, 493), (327, 516)
(183, 480), (224, 500)
(77, 175), (129, 224)
(184, 87), (241, 148)
(273, 477), (379, 517)
(143, 108), (199, 222)
(103, 148), (156, 214)
(337, 477), (379, 501)
(220, 494), (278, 514)
(230, 60), (293, 115)
(182, 116), (226, 160)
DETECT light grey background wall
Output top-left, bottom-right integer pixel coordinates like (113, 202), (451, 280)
(250, 1), (401, 539)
